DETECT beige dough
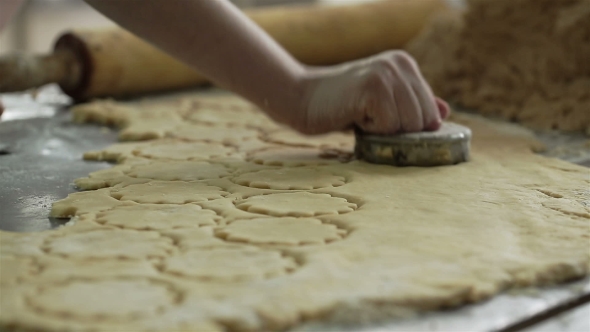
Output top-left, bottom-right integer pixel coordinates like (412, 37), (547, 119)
(168, 124), (260, 145)
(126, 161), (231, 181)
(216, 218), (347, 245)
(2, 93), (589, 332)
(186, 106), (279, 130)
(49, 189), (133, 217)
(163, 248), (296, 281)
(74, 165), (150, 190)
(233, 168), (346, 190)
(110, 181), (228, 204)
(83, 141), (153, 162)
(249, 147), (341, 166)
(134, 140), (238, 161)
(235, 192), (357, 217)
(95, 204), (220, 230)
(119, 117), (184, 141)
(72, 100), (137, 127)
(263, 129), (354, 151)
(30, 279), (177, 320)
(43, 228), (174, 259)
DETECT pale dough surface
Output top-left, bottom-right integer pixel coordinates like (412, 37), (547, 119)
(235, 192), (357, 217)
(169, 123), (260, 145)
(1, 93), (589, 332)
(233, 168), (346, 190)
(216, 218), (347, 245)
(263, 129), (354, 151)
(126, 160), (232, 181)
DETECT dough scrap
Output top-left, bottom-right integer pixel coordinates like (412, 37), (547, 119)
(71, 100), (136, 127)
(134, 140), (238, 161)
(83, 141), (153, 162)
(50, 189), (133, 218)
(235, 192), (357, 217)
(119, 117), (184, 141)
(44, 228), (174, 259)
(95, 204), (219, 230)
(127, 161), (231, 181)
(233, 168), (346, 190)
(217, 218), (346, 245)
(163, 248), (296, 281)
(74, 165), (150, 190)
(111, 181), (228, 204)
(29, 278), (177, 320)
(249, 147), (341, 166)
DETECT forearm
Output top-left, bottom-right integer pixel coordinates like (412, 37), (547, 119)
(84, 0), (306, 122)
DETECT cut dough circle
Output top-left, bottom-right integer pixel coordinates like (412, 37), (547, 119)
(186, 107), (278, 129)
(163, 248), (295, 281)
(236, 192), (357, 217)
(134, 140), (238, 161)
(217, 217), (347, 245)
(127, 161), (231, 181)
(264, 130), (354, 150)
(95, 204), (219, 230)
(168, 124), (260, 145)
(44, 229), (174, 259)
(111, 181), (228, 204)
(233, 168), (346, 190)
(249, 147), (341, 167)
(29, 278), (177, 320)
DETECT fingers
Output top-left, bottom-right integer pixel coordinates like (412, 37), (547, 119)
(297, 50), (451, 135)
(389, 51), (442, 132)
(435, 97), (451, 119)
(356, 74), (400, 134)
(389, 67), (424, 133)
(354, 51), (444, 134)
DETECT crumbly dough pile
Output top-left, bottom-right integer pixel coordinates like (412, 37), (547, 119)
(406, 0), (590, 134)
(1, 93), (589, 332)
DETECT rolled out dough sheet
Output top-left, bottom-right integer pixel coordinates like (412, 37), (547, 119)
(1, 93), (588, 332)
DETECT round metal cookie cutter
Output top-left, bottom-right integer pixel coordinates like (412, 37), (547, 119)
(354, 122), (472, 167)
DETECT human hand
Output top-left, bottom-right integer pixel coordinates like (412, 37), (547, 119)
(291, 50), (450, 135)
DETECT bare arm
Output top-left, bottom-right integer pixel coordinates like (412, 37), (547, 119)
(86, 0), (449, 134)
(85, 0), (306, 127)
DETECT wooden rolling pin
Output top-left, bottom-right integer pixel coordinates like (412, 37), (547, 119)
(0, 0), (449, 101)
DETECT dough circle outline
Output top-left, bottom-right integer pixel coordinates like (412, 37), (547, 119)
(234, 192), (358, 217)
(28, 278), (181, 321)
(231, 168), (347, 190)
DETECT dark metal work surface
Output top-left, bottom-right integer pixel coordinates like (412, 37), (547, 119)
(0, 86), (589, 332)
(0, 87), (117, 231)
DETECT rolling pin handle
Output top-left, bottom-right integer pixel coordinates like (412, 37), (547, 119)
(0, 50), (81, 93)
